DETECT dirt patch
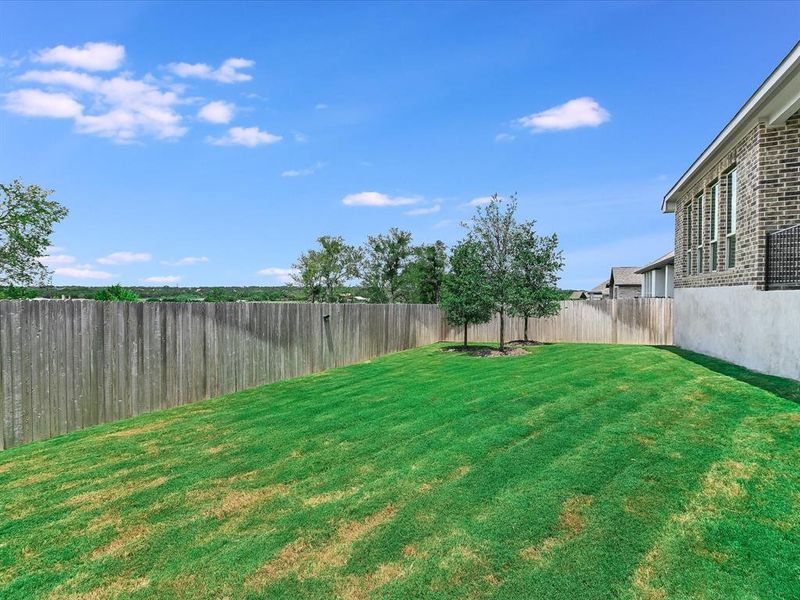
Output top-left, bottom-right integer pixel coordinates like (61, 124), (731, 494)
(507, 340), (544, 346)
(520, 495), (593, 562)
(443, 346), (527, 358)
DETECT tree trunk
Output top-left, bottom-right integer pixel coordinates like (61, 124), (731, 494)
(463, 322), (468, 348)
(524, 316), (529, 342)
(499, 307), (505, 352)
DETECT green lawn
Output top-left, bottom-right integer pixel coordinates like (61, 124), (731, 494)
(1, 344), (798, 600)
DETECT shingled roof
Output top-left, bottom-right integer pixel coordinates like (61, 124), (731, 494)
(590, 280), (609, 293)
(609, 267), (642, 287)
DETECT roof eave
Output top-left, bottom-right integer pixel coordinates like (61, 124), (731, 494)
(661, 41), (800, 213)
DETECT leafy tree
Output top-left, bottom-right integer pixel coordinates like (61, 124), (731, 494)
(94, 284), (140, 302)
(439, 240), (493, 347)
(508, 224), (564, 342)
(465, 193), (518, 351)
(361, 228), (414, 303)
(292, 236), (362, 303)
(0, 284), (37, 299)
(0, 179), (68, 286)
(404, 241), (447, 304)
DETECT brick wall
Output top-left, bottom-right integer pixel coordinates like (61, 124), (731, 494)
(673, 109), (800, 289)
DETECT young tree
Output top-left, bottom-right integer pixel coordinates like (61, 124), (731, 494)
(509, 224), (564, 342)
(0, 179), (68, 285)
(361, 228), (414, 303)
(439, 240), (493, 348)
(465, 193), (518, 351)
(404, 241), (447, 304)
(291, 236), (361, 303)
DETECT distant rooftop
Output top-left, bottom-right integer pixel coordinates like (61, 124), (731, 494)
(636, 251), (675, 274)
(610, 267), (642, 287)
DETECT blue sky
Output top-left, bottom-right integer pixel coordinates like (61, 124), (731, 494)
(1, 1), (798, 289)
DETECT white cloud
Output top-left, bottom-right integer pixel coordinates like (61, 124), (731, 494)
(197, 100), (234, 124)
(432, 219), (453, 229)
(54, 265), (114, 280)
(342, 192), (421, 207)
(209, 126), (282, 147)
(8, 68), (186, 141)
(281, 161), (325, 177)
(142, 275), (181, 284)
(257, 267), (296, 284)
(35, 42), (125, 71)
(494, 132), (515, 142)
(405, 203), (442, 216)
(315, 102), (328, 110)
(96, 251), (152, 265)
(293, 131), (308, 143)
(167, 58), (254, 83)
(38, 253), (76, 267)
(518, 97), (610, 133)
(3, 88), (83, 118)
(19, 69), (100, 91)
(465, 196), (493, 207)
(160, 256), (209, 266)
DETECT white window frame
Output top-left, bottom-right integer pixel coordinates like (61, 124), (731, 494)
(696, 193), (704, 274)
(726, 168), (737, 268)
(686, 200), (693, 275)
(710, 181), (719, 271)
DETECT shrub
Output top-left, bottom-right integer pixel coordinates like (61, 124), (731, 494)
(94, 284), (140, 302)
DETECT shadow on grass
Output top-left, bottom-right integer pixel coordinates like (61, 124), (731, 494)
(657, 346), (800, 405)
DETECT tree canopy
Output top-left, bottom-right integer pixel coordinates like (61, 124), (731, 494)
(291, 236), (362, 303)
(0, 179), (68, 286)
(439, 240), (493, 347)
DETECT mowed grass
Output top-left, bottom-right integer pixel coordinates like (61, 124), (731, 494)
(1, 344), (799, 600)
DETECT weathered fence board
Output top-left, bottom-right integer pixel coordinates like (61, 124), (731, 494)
(0, 298), (671, 449)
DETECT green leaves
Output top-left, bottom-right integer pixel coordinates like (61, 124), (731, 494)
(291, 236), (362, 303)
(440, 240), (493, 339)
(0, 179), (68, 286)
(94, 284), (140, 302)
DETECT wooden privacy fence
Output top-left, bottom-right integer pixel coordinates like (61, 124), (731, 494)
(441, 298), (673, 345)
(0, 301), (441, 449)
(0, 298), (672, 449)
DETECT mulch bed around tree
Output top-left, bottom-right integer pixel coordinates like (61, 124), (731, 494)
(442, 345), (528, 358)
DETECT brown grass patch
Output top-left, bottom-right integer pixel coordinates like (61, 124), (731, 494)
(104, 420), (169, 439)
(62, 476), (169, 510)
(402, 544), (418, 557)
(90, 524), (151, 559)
(248, 505), (397, 588)
(205, 445), (227, 454)
(520, 495), (593, 562)
(634, 434), (656, 448)
(0, 462), (15, 475)
(336, 562), (405, 600)
(303, 486), (359, 507)
(205, 483), (287, 519)
(631, 547), (666, 600)
(46, 575), (150, 600)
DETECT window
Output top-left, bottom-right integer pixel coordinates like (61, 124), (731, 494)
(726, 168), (737, 268)
(686, 200), (693, 275)
(710, 181), (719, 271)
(696, 193), (704, 274)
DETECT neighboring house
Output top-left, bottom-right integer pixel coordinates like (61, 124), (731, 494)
(636, 251), (675, 298)
(661, 42), (800, 380)
(588, 280), (609, 300)
(569, 290), (589, 300)
(608, 267), (642, 299)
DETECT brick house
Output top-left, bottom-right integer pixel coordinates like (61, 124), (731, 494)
(661, 42), (800, 380)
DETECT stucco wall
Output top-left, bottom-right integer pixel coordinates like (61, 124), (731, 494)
(674, 286), (800, 381)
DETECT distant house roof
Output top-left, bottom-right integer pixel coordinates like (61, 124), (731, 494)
(590, 280), (609, 293)
(569, 290), (588, 300)
(635, 251), (675, 274)
(662, 41), (800, 213)
(610, 267), (642, 287)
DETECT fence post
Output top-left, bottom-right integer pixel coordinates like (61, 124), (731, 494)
(611, 299), (618, 344)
